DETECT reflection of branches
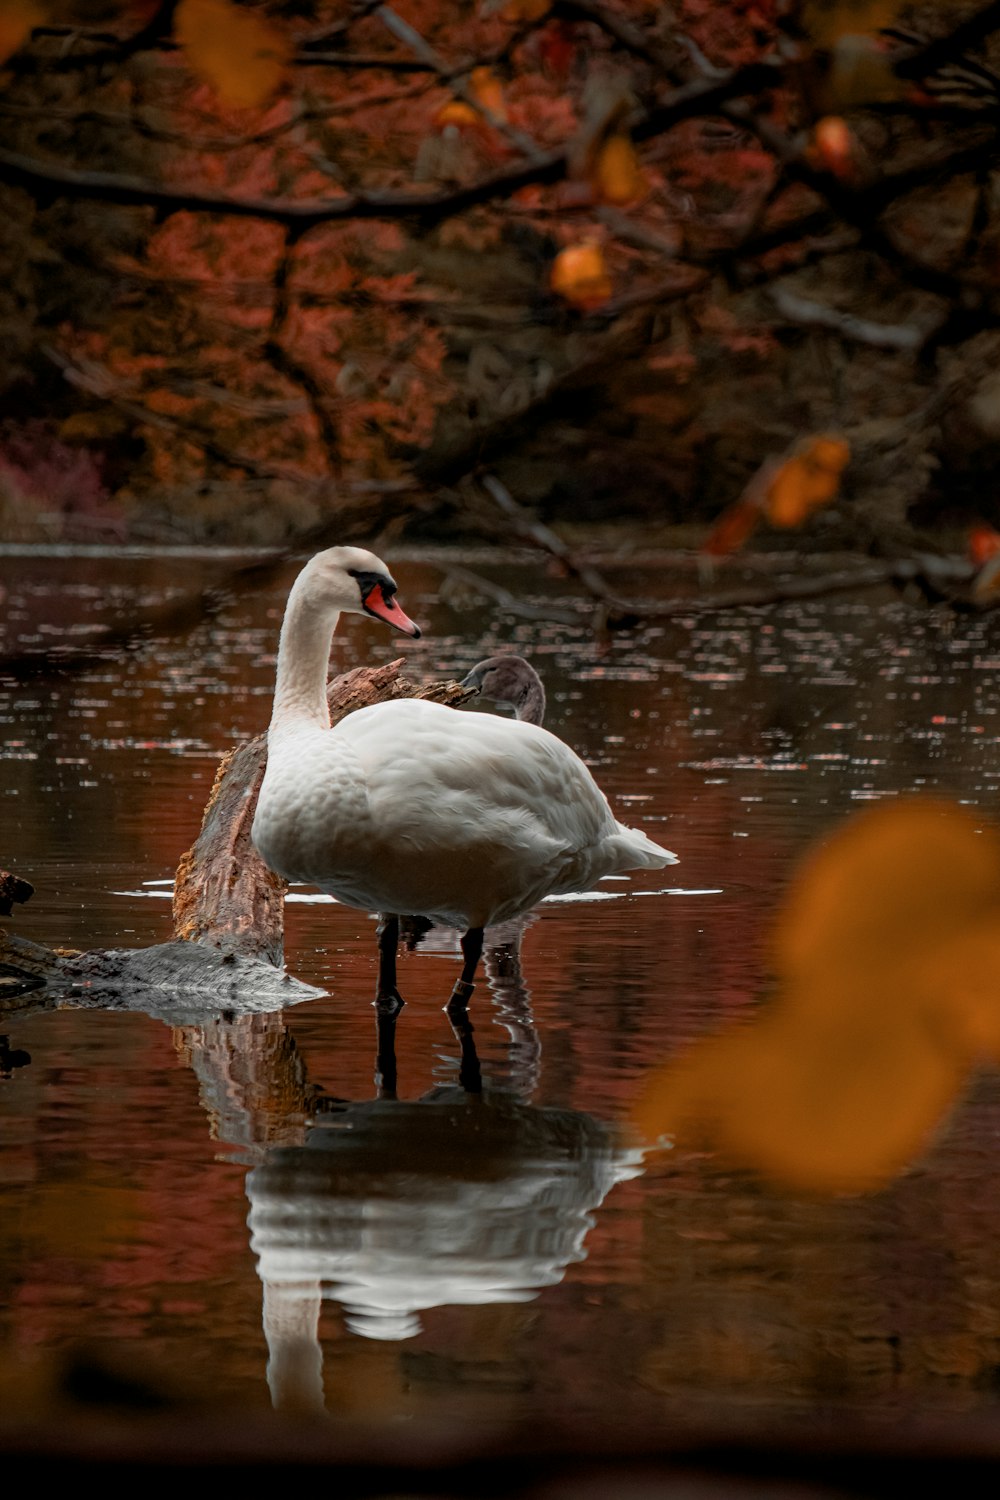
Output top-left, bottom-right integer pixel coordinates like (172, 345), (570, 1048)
(439, 564), (579, 625)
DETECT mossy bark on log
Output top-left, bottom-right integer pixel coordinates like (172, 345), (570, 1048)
(171, 661), (473, 964)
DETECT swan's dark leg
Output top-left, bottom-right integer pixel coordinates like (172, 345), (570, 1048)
(375, 913), (405, 1008)
(447, 926), (484, 1013)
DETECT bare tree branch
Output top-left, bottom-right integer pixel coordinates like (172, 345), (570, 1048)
(263, 229), (342, 468)
(374, 4), (545, 160)
(0, 141), (566, 226)
(766, 285), (938, 351)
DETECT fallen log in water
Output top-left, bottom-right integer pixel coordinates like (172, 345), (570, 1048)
(1, 661), (474, 1012)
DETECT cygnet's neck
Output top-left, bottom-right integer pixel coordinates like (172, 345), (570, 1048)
(269, 580), (339, 735)
(515, 677), (546, 725)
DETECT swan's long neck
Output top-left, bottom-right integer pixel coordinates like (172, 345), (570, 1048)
(269, 580), (339, 736)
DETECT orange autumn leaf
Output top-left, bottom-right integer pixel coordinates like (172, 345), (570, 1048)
(765, 433), (850, 527)
(969, 520), (1000, 602)
(592, 134), (647, 205)
(972, 553), (1000, 603)
(635, 799), (1000, 1194)
(175, 0), (291, 110)
(435, 99), (482, 131)
(700, 498), (763, 558)
(550, 243), (612, 311)
(635, 996), (971, 1196)
(773, 799), (1000, 989)
(701, 434), (849, 558)
(434, 72), (506, 139)
(969, 523), (1000, 569)
(0, 0), (44, 63)
(807, 115), (856, 180)
(469, 66), (507, 122)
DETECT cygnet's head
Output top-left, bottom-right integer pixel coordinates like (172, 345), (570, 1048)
(461, 654), (545, 724)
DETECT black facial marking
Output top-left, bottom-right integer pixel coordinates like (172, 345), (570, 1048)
(348, 567), (397, 603)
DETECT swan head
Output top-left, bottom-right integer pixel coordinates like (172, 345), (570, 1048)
(297, 546), (421, 638)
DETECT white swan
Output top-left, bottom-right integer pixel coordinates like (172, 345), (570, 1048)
(252, 547), (678, 1007)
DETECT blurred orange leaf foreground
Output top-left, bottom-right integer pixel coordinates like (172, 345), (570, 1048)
(592, 134), (647, 204)
(634, 799), (1000, 1195)
(175, 0), (291, 109)
(0, 0), (44, 64)
(702, 434), (850, 558)
(550, 243), (612, 311)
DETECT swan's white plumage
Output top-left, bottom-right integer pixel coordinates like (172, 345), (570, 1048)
(252, 546), (677, 934)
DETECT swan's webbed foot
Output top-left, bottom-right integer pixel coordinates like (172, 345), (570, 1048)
(375, 986), (405, 1015)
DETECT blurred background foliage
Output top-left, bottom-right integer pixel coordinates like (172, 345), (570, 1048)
(0, 0), (999, 550)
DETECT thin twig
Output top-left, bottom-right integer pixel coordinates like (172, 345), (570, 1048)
(766, 285), (934, 351)
(374, 4), (545, 161)
(476, 474), (628, 607)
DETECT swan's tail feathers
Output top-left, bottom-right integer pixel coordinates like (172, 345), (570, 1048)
(614, 825), (679, 870)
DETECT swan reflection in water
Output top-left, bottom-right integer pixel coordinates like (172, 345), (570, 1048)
(245, 953), (643, 1410)
(12, 906), (644, 1409)
(172, 937), (644, 1410)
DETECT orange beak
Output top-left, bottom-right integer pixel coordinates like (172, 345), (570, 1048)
(363, 583), (421, 638)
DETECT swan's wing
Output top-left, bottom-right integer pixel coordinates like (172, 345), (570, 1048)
(336, 699), (617, 852)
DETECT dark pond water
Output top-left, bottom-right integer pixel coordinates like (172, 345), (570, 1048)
(4, 543), (1000, 1434)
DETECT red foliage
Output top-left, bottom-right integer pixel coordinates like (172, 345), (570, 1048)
(0, 421), (124, 539)
(679, 0), (779, 67)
